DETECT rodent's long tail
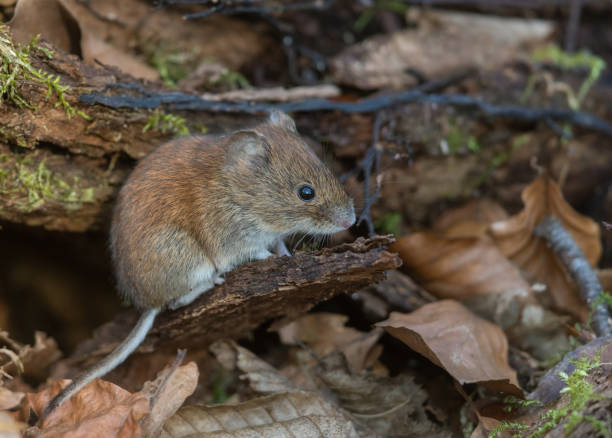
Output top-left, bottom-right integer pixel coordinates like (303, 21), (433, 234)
(40, 308), (159, 422)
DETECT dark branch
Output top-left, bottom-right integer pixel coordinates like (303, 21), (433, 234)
(534, 216), (611, 337)
(157, 0), (333, 20)
(80, 86), (612, 137)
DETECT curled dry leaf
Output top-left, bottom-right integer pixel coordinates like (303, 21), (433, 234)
(140, 361), (199, 438)
(376, 300), (523, 396)
(160, 391), (358, 438)
(277, 313), (383, 372)
(22, 378), (149, 437)
(391, 232), (536, 330)
(489, 175), (601, 320)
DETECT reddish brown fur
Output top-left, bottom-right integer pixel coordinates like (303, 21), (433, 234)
(111, 115), (354, 310)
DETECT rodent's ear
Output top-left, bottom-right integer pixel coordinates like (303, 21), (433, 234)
(268, 110), (297, 133)
(226, 131), (270, 167)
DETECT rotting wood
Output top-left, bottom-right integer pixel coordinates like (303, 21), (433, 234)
(51, 236), (401, 375)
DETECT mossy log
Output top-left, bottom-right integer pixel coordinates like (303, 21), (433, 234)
(0, 32), (252, 231)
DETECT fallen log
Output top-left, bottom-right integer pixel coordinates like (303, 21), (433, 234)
(51, 236), (401, 376)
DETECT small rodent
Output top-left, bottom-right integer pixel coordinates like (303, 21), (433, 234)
(41, 111), (355, 420)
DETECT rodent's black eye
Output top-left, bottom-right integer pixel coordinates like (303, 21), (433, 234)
(297, 185), (315, 202)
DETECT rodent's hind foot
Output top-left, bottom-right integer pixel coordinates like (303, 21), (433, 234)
(213, 273), (225, 285)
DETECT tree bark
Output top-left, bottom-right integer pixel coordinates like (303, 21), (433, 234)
(52, 236), (401, 375)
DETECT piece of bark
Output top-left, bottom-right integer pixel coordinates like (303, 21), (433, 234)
(51, 236), (401, 375)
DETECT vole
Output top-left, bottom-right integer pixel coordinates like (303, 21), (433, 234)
(41, 111), (355, 421)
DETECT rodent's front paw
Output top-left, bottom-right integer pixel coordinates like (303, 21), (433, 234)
(274, 240), (291, 257)
(254, 249), (273, 260)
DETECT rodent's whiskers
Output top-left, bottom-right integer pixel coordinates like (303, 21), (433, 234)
(292, 232), (311, 253)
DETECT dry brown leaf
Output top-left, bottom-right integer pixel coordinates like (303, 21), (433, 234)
(0, 331), (61, 382)
(79, 32), (159, 80)
(210, 340), (298, 394)
(160, 391), (358, 438)
(140, 361), (199, 438)
(0, 410), (23, 438)
(314, 351), (451, 438)
(23, 378), (149, 437)
(0, 388), (23, 411)
(9, 0), (80, 53)
(9, 0), (159, 79)
(392, 232), (536, 331)
(277, 313), (383, 372)
(470, 416), (504, 438)
(489, 175), (601, 320)
(331, 10), (552, 89)
(597, 268), (612, 293)
(433, 199), (509, 238)
(376, 300), (523, 396)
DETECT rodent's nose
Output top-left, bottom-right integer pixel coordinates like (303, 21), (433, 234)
(334, 210), (356, 229)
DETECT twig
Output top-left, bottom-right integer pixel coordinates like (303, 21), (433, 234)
(565, 0), (583, 52)
(340, 112), (385, 236)
(149, 349), (186, 409)
(77, 0), (127, 27)
(80, 87), (612, 137)
(534, 216), (611, 337)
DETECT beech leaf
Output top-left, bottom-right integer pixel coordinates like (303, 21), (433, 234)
(23, 379), (149, 437)
(277, 313), (383, 372)
(376, 300), (523, 396)
(489, 175), (601, 319)
(160, 391), (358, 438)
(140, 361), (199, 438)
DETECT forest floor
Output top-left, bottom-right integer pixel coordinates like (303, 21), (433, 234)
(1, 1), (612, 437)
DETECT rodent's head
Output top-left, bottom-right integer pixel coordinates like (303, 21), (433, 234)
(222, 111), (355, 236)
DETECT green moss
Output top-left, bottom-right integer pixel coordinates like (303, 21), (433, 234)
(142, 110), (191, 136)
(209, 367), (234, 405)
(491, 352), (611, 438)
(466, 133), (530, 193)
(374, 212), (402, 236)
(444, 119), (480, 155)
(0, 154), (95, 212)
(523, 45), (606, 112)
(354, 0), (408, 32)
(529, 353), (610, 438)
(150, 50), (195, 88)
(209, 69), (251, 90)
(503, 396), (541, 414)
(0, 26), (90, 120)
(488, 421), (530, 438)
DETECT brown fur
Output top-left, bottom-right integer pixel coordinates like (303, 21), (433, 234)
(110, 115), (354, 309)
